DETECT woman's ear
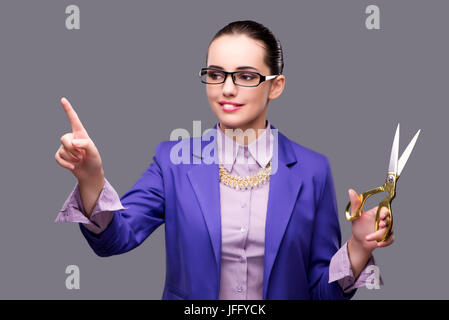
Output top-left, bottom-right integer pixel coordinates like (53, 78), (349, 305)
(268, 75), (286, 100)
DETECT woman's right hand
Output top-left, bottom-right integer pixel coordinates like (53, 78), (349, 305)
(55, 97), (103, 183)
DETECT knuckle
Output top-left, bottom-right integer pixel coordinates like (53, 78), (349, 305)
(59, 152), (66, 161)
(61, 133), (72, 144)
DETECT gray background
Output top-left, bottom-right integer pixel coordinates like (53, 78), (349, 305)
(0, 0), (445, 299)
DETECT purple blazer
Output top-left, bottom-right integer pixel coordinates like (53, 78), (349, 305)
(79, 123), (355, 300)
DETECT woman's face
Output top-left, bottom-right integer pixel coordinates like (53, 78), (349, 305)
(206, 34), (285, 133)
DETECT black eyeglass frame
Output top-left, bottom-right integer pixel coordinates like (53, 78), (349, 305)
(198, 67), (278, 87)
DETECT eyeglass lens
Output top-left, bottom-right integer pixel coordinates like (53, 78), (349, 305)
(200, 69), (260, 86)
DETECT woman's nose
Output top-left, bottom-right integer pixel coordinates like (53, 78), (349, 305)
(222, 74), (237, 96)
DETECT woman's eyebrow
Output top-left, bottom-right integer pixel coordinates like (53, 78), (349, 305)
(207, 65), (259, 71)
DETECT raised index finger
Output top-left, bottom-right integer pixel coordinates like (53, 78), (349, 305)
(61, 97), (85, 132)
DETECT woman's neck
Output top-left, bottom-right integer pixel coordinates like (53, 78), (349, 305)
(218, 119), (268, 146)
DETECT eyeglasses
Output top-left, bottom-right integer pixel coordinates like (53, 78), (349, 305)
(198, 68), (278, 87)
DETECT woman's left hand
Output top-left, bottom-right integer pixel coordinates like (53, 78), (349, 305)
(348, 188), (395, 254)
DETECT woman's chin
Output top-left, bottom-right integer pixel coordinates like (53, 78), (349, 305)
(217, 118), (248, 130)
(211, 107), (260, 131)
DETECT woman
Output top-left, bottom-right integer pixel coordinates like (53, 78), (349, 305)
(55, 20), (393, 300)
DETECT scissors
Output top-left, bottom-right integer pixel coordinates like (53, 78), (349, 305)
(345, 123), (421, 242)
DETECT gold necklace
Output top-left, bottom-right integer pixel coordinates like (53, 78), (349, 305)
(219, 160), (272, 190)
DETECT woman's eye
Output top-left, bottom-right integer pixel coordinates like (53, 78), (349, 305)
(208, 72), (224, 79)
(238, 73), (257, 81)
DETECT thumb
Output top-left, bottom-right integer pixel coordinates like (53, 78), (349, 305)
(348, 188), (362, 215)
(72, 139), (94, 155)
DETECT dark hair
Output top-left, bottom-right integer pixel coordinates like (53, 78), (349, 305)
(207, 20), (284, 75)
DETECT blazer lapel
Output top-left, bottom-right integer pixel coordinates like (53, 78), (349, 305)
(262, 126), (303, 299)
(187, 127), (222, 275)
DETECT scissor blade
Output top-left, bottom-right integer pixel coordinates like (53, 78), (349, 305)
(397, 129), (421, 176)
(388, 124), (400, 174)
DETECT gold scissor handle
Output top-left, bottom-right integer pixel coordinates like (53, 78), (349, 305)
(345, 186), (385, 221)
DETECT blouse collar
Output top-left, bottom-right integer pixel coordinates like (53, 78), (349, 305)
(216, 120), (274, 172)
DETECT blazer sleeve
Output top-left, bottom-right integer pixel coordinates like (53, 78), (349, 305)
(307, 157), (357, 300)
(79, 141), (166, 257)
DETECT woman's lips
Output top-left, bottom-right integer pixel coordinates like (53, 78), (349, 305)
(219, 103), (244, 112)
